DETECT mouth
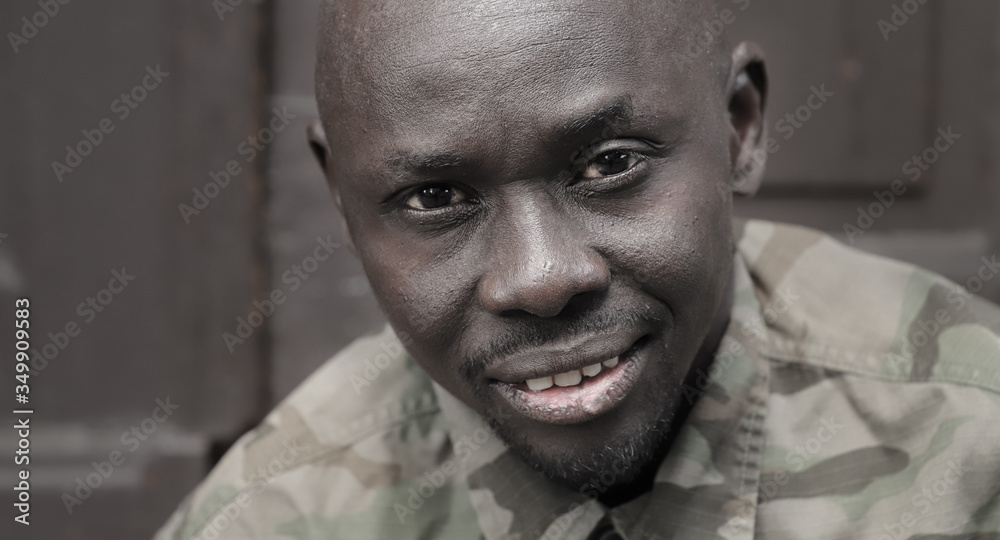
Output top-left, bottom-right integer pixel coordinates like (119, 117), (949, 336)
(489, 335), (649, 425)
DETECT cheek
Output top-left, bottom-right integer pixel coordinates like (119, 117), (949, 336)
(352, 220), (474, 367)
(605, 172), (733, 321)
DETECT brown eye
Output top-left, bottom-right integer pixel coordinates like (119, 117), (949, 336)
(581, 150), (639, 179)
(405, 185), (468, 210)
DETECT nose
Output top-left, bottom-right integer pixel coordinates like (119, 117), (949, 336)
(477, 197), (611, 318)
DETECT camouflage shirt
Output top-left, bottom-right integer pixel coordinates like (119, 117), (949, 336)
(155, 219), (1000, 540)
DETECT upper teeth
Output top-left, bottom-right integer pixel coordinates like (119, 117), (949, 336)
(581, 363), (602, 377)
(525, 356), (620, 391)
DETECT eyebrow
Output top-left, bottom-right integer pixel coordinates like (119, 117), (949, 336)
(557, 95), (635, 140)
(381, 95), (638, 177)
(385, 151), (465, 175)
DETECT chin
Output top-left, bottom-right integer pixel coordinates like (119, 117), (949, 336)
(484, 369), (684, 493)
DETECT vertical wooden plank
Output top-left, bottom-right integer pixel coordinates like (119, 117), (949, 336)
(0, 0), (269, 537)
(727, 0), (936, 191)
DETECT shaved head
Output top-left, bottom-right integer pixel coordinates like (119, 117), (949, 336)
(310, 0), (767, 501)
(316, 0), (733, 137)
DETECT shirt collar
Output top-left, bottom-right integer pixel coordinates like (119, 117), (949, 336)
(433, 246), (772, 540)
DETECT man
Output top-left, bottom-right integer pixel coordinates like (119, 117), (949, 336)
(156, 0), (1000, 538)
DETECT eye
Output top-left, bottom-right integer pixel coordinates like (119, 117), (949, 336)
(580, 150), (641, 179)
(404, 184), (469, 211)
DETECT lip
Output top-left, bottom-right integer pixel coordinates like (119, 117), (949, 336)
(488, 334), (649, 425)
(483, 329), (648, 384)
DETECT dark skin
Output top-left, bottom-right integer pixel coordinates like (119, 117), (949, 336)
(309, 0), (768, 505)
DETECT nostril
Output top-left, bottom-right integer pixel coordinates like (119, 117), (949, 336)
(561, 289), (608, 315)
(477, 237), (611, 317)
(479, 268), (611, 319)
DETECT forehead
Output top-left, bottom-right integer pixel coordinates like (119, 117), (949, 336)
(324, 0), (720, 169)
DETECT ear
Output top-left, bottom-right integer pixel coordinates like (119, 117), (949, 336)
(307, 119), (357, 255)
(727, 41), (768, 197)
(307, 119), (330, 172)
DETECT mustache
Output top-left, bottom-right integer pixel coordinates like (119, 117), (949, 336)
(461, 305), (664, 381)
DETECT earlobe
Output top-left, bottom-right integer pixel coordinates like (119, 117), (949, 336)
(727, 41), (768, 197)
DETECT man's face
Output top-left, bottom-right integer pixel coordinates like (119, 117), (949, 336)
(318, 0), (757, 488)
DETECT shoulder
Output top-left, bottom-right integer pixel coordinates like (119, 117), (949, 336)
(154, 326), (475, 540)
(737, 218), (1000, 392)
(740, 221), (1000, 535)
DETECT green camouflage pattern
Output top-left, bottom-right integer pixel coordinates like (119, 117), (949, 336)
(154, 219), (1000, 539)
